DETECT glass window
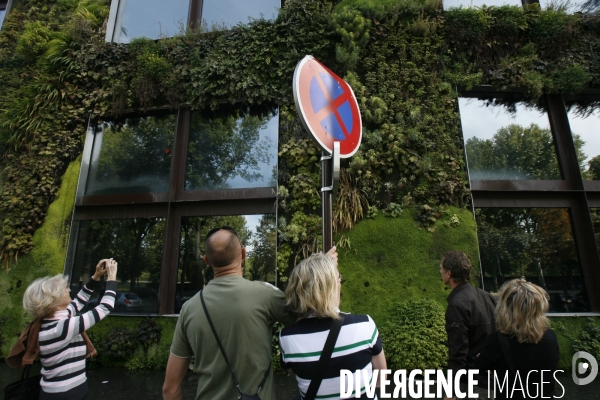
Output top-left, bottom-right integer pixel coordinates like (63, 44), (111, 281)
(201, 0), (280, 29)
(538, 0), (596, 12)
(175, 214), (276, 313)
(0, 9), (5, 28)
(592, 208), (600, 256)
(475, 207), (589, 312)
(459, 98), (561, 180)
(567, 107), (600, 180)
(69, 218), (165, 314)
(444, 0), (521, 9)
(85, 114), (175, 195)
(111, 0), (189, 43)
(185, 111), (278, 191)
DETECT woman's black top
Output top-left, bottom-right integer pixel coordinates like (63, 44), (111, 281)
(474, 329), (560, 400)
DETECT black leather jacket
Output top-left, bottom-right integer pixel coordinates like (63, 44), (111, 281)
(445, 282), (496, 374)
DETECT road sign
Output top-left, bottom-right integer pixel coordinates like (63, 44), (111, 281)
(293, 55), (362, 158)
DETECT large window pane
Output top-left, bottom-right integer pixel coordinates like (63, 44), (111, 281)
(185, 111), (278, 191)
(85, 114), (175, 195)
(202, 0), (280, 29)
(0, 9), (5, 28)
(175, 214), (276, 313)
(567, 107), (600, 180)
(69, 218), (165, 314)
(460, 98), (561, 180)
(112, 0), (189, 43)
(475, 207), (589, 312)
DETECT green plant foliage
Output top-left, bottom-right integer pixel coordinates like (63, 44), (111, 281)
(86, 316), (176, 369)
(337, 207), (479, 325)
(135, 317), (163, 348)
(0, 159), (79, 357)
(550, 317), (600, 370)
(380, 298), (447, 370)
(102, 327), (137, 359)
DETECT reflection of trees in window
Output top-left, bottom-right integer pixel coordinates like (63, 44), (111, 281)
(178, 215), (250, 294)
(246, 214), (276, 282)
(587, 156), (600, 180)
(76, 218), (164, 292)
(185, 112), (273, 190)
(465, 124), (565, 180)
(592, 209), (600, 256)
(89, 115), (175, 194)
(476, 208), (587, 311)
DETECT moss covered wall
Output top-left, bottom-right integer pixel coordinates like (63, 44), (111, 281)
(338, 207), (479, 325)
(0, 158), (79, 356)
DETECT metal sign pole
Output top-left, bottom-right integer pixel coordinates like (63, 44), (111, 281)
(321, 150), (333, 253)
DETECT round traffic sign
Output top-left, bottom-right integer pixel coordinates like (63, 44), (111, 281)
(293, 55), (362, 158)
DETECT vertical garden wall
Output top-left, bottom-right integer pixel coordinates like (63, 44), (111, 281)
(1, 0), (599, 369)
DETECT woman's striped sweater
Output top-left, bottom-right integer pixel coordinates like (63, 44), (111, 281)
(38, 278), (116, 396)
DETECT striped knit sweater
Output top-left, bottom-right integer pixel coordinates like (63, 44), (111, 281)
(39, 279), (116, 396)
(280, 313), (382, 399)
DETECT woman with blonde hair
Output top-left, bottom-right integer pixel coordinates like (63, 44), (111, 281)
(21, 259), (118, 400)
(475, 278), (560, 399)
(279, 249), (387, 400)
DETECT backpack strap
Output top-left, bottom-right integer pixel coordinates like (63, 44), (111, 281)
(303, 313), (346, 400)
(200, 290), (270, 396)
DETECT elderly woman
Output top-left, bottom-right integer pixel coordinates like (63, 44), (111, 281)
(22, 259), (118, 400)
(475, 278), (560, 399)
(279, 250), (386, 400)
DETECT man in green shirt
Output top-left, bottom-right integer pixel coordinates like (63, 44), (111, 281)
(162, 226), (296, 400)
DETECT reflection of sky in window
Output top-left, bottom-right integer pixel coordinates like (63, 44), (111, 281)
(459, 98), (551, 140)
(115, 0), (188, 43)
(444, 0), (520, 9)
(202, 0), (280, 29)
(226, 113), (278, 188)
(568, 108), (600, 175)
(0, 9), (6, 28)
(244, 214), (261, 252)
(538, 0), (590, 12)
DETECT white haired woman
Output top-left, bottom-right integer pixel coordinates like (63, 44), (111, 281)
(22, 259), (118, 400)
(475, 278), (560, 399)
(279, 250), (387, 400)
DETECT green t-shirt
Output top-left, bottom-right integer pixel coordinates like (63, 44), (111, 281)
(170, 275), (294, 400)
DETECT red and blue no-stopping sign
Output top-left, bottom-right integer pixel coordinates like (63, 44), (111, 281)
(293, 55), (362, 158)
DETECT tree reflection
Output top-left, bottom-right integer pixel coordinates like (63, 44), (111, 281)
(88, 115), (175, 195)
(71, 218), (164, 312)
(465, 124), (565, 180)
(185, 112), (273, 190)
(476, 208), (587, 311)
(176, 214), (276, 312)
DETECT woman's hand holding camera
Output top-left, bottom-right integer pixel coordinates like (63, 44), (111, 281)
(92, 258), (118, 281)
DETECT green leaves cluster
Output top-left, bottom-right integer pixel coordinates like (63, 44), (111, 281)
(380, 298), (448, 370)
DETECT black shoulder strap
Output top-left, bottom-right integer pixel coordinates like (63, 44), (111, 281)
(304, 313), (346, 400)
(498, 332), (517, 374)
(200, 290), (271, 396)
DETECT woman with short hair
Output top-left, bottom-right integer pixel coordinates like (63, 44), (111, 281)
(279, 250), (387, 399)
(22, 258), (118, 400)
(475, 278), (560, 399)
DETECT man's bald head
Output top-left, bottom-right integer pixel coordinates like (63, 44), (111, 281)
(204, 229), (242, 268)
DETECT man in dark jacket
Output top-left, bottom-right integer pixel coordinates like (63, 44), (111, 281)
(440, 250), (496, 400)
